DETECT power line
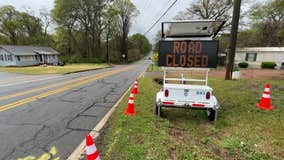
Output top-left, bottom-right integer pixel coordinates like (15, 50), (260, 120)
(144, 0), (178, 35)
(152, 0), (173, 22)
(142, 0), (151, 14)
(142, 0), (173, 26)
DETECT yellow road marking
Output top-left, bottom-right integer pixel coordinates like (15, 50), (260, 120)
(17, 146), (60, 160)
(0, 66), (132, 101)
(0, 76), (87, 101)
(0, 66), (133, 112)
(17, 156), (36, 160)
(50, 147), (57, 155)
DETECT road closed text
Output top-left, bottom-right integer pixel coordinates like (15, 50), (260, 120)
(158, 40), (218, 68)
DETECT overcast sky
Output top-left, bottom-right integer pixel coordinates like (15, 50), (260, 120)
(0, 0), (265, 42)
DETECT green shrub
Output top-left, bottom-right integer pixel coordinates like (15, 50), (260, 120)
(261, 62), (276, 69)
(233, 66), (240, 71)
(238, 62), (249, 68)
(59, 55), (105, 64)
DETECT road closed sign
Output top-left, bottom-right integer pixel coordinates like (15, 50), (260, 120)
(158, 40), (219, 68)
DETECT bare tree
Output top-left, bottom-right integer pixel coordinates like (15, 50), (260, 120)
(175, 0), (233, 29)
(40, 8), (52, 44)
(175, 0), (232, 19)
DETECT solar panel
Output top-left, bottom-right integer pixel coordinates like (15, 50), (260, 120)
(163, 20), (225, 37)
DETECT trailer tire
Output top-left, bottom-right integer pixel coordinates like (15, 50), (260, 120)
(206, 108), (216, 121)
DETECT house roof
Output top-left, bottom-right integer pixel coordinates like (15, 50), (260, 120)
(0, 45), (59, 56)
(236, 47), (284, 52)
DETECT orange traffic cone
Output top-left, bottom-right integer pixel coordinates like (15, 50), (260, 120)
(132, 82), (138, 94)
(134, 79), (138, 85)
(124, 92), (136, 116)
(256, 83), (274, 110)
(86, 134), (100, 160)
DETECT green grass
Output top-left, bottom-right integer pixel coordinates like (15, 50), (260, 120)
(147, 62), (161, 72)
(97, 75), (284, 160)
(0, 63), (110, 75)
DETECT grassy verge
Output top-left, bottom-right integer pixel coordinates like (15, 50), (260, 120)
(147, 62), (161, 72)
(0, 63), (110, 75)
(97, 75), (284, 160)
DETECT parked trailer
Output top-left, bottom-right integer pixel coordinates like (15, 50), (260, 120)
(155, 20), (225, 121)
(155, 67), (219, 121)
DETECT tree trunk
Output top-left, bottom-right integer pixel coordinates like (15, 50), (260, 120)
(121, 21), (128, 63)
(106, 32), (110, 64)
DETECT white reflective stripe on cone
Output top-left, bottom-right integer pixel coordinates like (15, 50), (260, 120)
(86, 144), (97, 155)
(134, 85), (137, 88)
(264, 88), (270, 92)
(128, 99), (134, 104)
(130, 93), (134, 98)
(96, 156), (101, 160)
(262, 93), (270, 98)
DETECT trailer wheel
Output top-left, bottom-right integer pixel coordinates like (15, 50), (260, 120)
(206, 108), (216, 121)
(155, 103), (162, 117)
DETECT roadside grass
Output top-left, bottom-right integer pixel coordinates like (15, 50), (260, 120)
(147, 62), (162, 72)
(97, 74), (284, 160)
(0, 63), (110, 75)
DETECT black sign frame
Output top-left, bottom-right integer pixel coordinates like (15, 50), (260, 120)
(158, 40), (219, 68)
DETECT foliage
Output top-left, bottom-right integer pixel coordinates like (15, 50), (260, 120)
(52, 0), (106, 58)
(128, 33), (152, 55)
(103, 5), (120, 63)
(153, 31), (162, 52)
(236, 29), (262, 47)
(0, 5), (52, 45)
(238, 62), (249, 68)
(233, 66), (240, 71)
(219, 0), (284, 51)
(112, 0), (139, 62)
(59, 54), (105, 64)
(219, 34), (230, 53)
(248, 0), (284, 46)
(261, 62), (276, 69)
(51, 0), (143, 63)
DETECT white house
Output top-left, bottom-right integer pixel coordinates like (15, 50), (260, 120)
(0, 45), (60, 66)
(235, 47), (284, 69)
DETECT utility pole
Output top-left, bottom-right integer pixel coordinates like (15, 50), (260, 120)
(225, 0), (242, 80)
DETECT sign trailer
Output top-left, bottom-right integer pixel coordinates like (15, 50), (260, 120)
(155, 20), (225, 121)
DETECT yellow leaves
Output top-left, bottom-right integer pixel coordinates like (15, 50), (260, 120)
(17, 146), (60, 160)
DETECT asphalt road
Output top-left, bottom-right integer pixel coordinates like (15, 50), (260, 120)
(0, 61), (150, 160)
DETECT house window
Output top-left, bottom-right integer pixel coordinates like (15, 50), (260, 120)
(7, 55), (13, 61)
(17, 56), (21, 61)
(245, 53), (257, 61)
(0, 55), (3, 61)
